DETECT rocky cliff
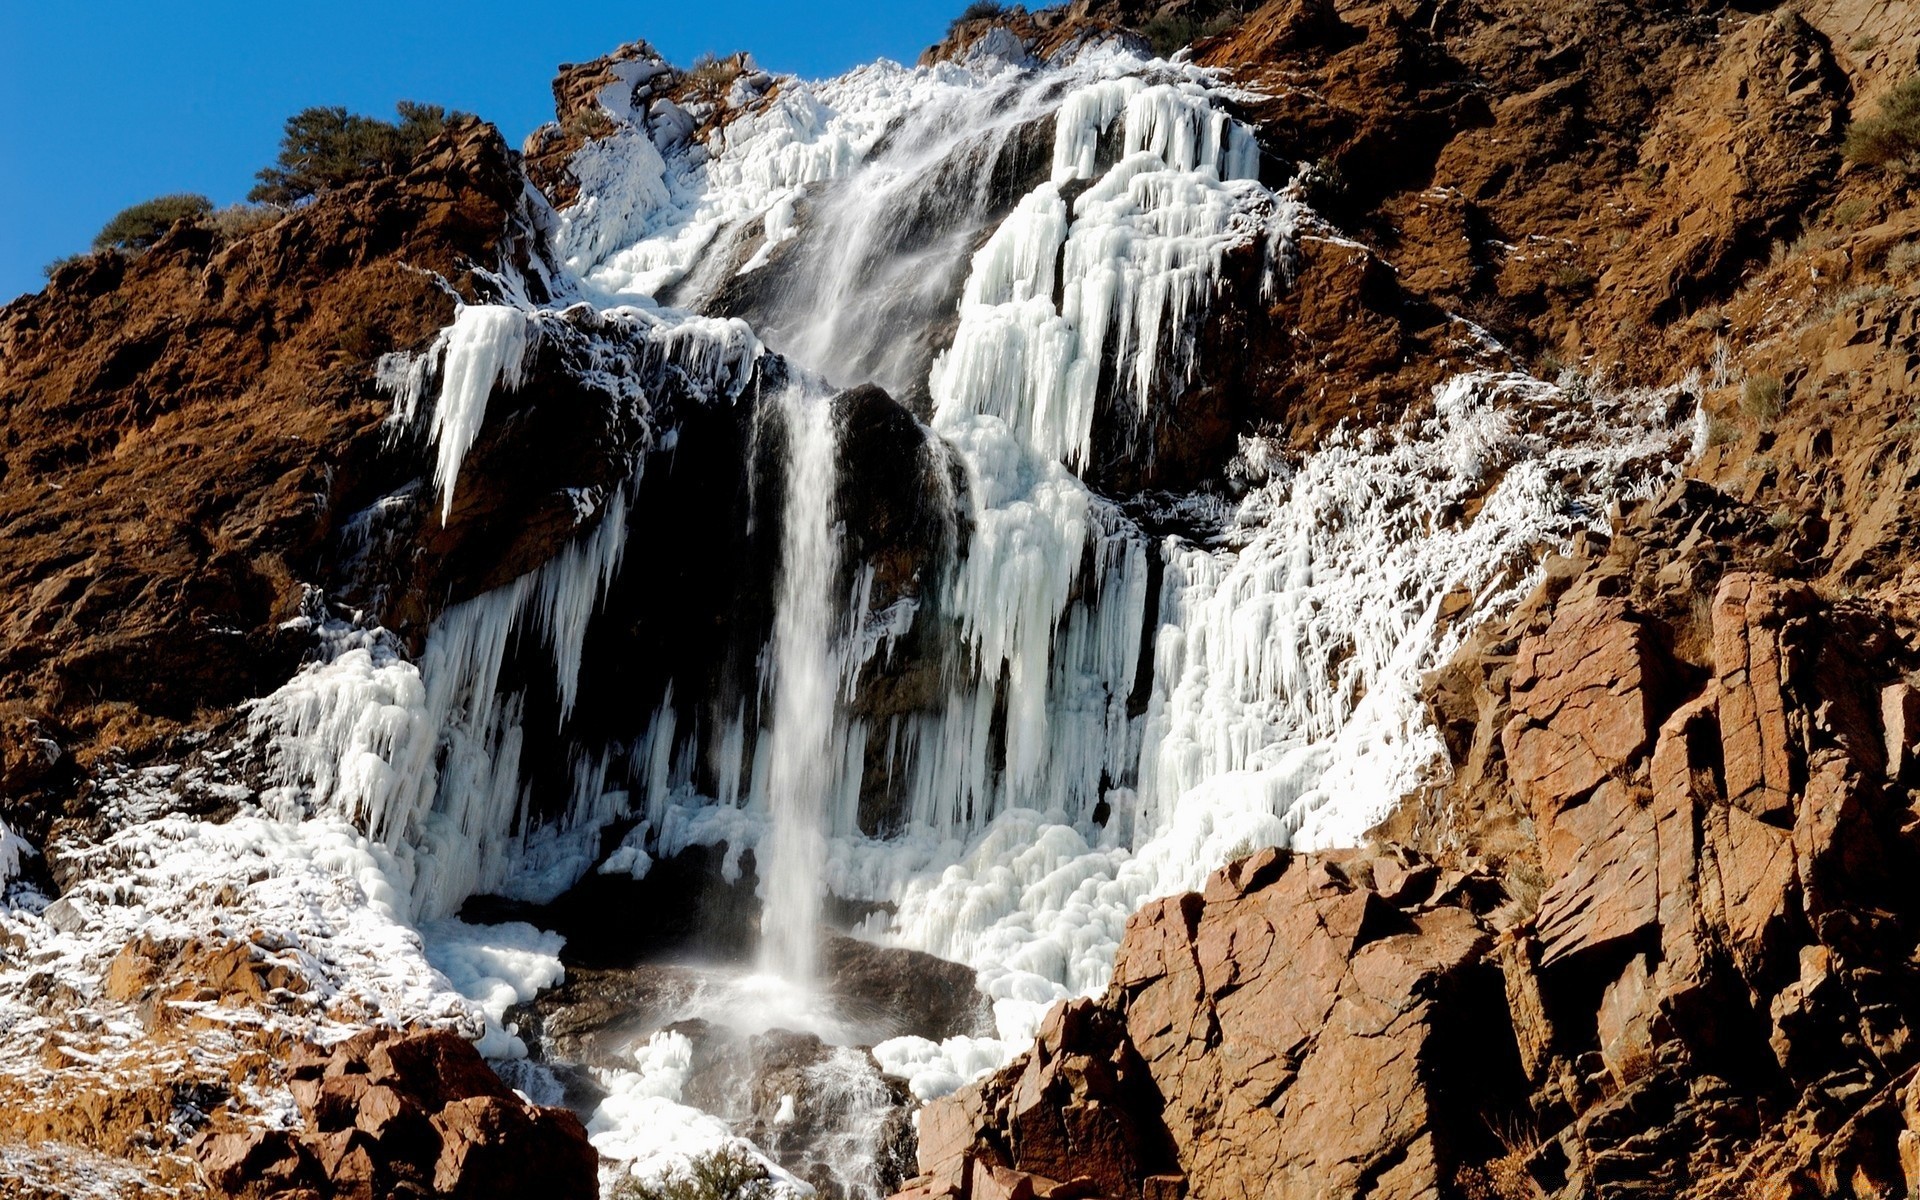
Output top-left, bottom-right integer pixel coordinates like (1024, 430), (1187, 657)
(3, 0), (1920, 1197)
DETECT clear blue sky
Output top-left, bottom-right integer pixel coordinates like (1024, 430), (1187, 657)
(0, 1), (969, 303)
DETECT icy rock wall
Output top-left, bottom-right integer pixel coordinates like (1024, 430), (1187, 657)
(255, 304), (767, 921)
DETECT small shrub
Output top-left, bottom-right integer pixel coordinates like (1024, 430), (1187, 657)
(1843, 76), (1920, 172)
(1142, 11), (1236, 57)
(249, 101), (470, 206)
(1689, 306), (1729, 332)
(683, 54), (743, 103)
(954, 0), (1009, 26)
(207, 203), (282, 242)
(1852, 33), (1880, 53)
(564, 106), (617, 141)
(1819, 282), (1897, 319)
(612, 1147), (776, 1200)
(92, 193), (214, 252)
(1829, 197), (1870, 227)
(1550, 263), (1595, 292)
(42, 253), (90, 279)
(1298, 156), (1349, 215)
(1741, 373), (1784, 420)
(1704, 413), (1739, 447)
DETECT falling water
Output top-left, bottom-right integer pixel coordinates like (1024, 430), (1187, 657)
(757, 384), (845, 983)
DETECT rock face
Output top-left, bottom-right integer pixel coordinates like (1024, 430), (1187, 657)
(901, 847), (1518, 1200)
(190, 1028), (596, 1200)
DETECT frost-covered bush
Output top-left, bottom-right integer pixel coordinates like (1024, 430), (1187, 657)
(1844, 77), (1920, 173)
(91, 193), (214, 252)
(249, 101), (470, 205)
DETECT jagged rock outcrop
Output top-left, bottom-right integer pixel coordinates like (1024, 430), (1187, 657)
(190, 1027), (597, 1200)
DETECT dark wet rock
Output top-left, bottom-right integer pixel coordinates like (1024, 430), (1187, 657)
(822, 935), (991, 1043)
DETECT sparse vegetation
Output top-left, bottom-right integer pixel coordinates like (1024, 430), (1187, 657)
(1704, 413), (1739, 447)
(92, 193), (214, 252)
(41, 253), (89, 279)
(1456, 1115), (1543, 1200)
(1843, 76), (1920, 173)
(249, 101), (470, 206)
(208, 203), (282, 241)
(1298, 157), (1349, 216)
(1549, 263), (1595, 292)
(1740, 372), (1784, 420)
(954, 0), (1010, 25)
(1689, 306), (1728, 332)
(1888, 240), (1920, 275)
(1819, 282), (1897, 318)
(612, 1147), (776, 1200)
(1142, 11), (1237, 57)
(683, 54), (744, 104)
(1829, 197), (1870, 227)
(1852, 33), (1881, 54)
(565, 106), (618, 141)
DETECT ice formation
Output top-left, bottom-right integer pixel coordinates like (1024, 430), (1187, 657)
(268, 29), (1693, 1129)
(2, 30), (1704, 1200)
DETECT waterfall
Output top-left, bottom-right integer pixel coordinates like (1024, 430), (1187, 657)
(236, 35), (1702, 1191)
(758, 384), (846, 984)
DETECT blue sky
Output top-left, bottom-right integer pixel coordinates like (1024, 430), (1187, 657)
(0, 1), (967, 303)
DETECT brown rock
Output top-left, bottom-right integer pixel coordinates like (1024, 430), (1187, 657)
(192, 1128), (313, 1198)
(1502, 597), (1670, 820)
(430, 1095), (598, 1200)
(1534, 780), (1661, 965)
(1712, 573), (1810, 821)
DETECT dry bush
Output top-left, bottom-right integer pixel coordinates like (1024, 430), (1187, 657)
(1844, 76), (1920, 172)
(1740, 373), (1783, 420)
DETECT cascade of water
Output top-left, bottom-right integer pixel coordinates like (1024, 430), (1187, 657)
(757, 384), (846, 983)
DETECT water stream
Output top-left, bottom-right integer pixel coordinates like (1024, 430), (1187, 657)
(758, 385), (846, 986)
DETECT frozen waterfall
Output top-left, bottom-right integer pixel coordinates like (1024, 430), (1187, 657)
(239, 33), (1700, 1193)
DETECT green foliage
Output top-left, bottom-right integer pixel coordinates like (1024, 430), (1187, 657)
(1740, 373), (1784, 421)
(1843, 77), (1920, 172)
(91, 193), (214, 252)
(249, 101), (470, 205)
(611, 1147), (776, 1200)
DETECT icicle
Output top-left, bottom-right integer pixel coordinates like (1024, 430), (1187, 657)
(391, 306), (536, 524)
